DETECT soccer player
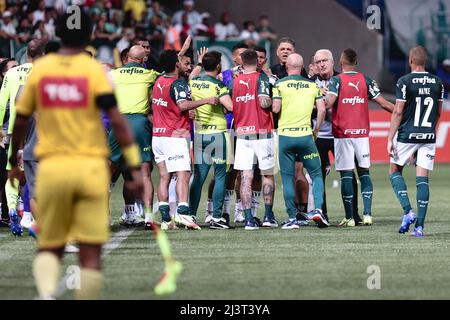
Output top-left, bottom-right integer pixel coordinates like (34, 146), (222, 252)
(232, 49), (277, 230)
(8, 11), (145, 299)
(152, 49), (218, 230)
(189, 51), (233, 229)
(326, 48), (394, 227)
(109, 45), (159, 228)
(0, 39), (44, 236)
(387, 46), (443, 237)
(272, 53), (329, 229)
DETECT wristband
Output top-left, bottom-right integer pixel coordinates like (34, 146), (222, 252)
(122, 143), (141, 168)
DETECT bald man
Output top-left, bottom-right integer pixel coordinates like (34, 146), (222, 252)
(109, 45), (160, 228)
(388, 46), (444, 237)
(0, 38), (44, 236)
(272, 53), (329, 229)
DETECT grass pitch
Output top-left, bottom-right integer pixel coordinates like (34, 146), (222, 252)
(1, 164), (450, 300)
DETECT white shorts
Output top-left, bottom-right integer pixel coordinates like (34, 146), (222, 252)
(234, 137), (275, 172)
(334, 137), (370, 171)
(152, 136), (191, 173)
(390, 140), (436, 171)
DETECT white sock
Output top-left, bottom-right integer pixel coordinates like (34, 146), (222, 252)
(206, 199), (213, 214)
(251, 191), (261, 217)
(235, 200), (243, 215)
(223, 189), (234, 215)
(169, 202), (177, 217)
(168, 176), (177, 203)
(23, 211), (32, 220)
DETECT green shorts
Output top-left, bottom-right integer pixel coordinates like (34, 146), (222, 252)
(108, 113), (153, 164)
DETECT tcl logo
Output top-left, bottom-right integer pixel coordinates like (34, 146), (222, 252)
(40, 77), (88, 108)
(236, 126), (256, 134)
(235, 93), (255, 103)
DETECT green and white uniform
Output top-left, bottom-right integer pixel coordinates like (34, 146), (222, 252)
(189, 75), (229, 218)
(273, 75), (324, 219)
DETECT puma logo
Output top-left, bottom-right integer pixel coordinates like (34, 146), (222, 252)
(157, 83), (166, 94)
(348, 81), (360, 92)
(239, 79), (250, 89)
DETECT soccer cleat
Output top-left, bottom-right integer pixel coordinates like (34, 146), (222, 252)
(174, 214), (201, 230)
(398, 210), (417, 234)
(338, 218), (356, 227)
(204, 213), (212, 224)
(262, 216), (279, 228)
(311, 210), (330, 228)
(20, 213), (33, 229)
(281, 219), (300, 230)
(363, 215), (373, 226)
(353, 214), (363, 225)
(234, 209), (245, 223)
(209, 218), (230, 230)
(9, 209), (23, 237)
(253, 216), (262, 227)
(222, 213), (230, 226)
(244, 220), (259, 230)
(413, 226), (424, 238)
(154, 260), (183, 296)
(160, 220), (179, 230)
(29, 223), (38, 239)
(120, 212), (144, 227)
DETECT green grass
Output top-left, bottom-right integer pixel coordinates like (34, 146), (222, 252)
(1, 164), (450, 299)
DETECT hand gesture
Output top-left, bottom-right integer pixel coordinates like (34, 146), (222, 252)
(197, 47), (208, 64)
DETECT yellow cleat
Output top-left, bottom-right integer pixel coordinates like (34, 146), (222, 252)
(174, 214), (201, 230)
(160, 221), (179, 230)
(154, 260), (183, 296)
(363, 215), (373, 226)
(338, 218), (355, 227)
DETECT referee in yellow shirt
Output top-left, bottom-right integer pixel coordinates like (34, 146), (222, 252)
(9, 10), (143, 300)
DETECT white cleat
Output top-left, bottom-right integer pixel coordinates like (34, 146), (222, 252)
(20, 214), (33, 229)
(64, 244), (79, 253)
(234, 209), (245, 223)
(120, 212), (144, 227)
(174, 214), (201, 230)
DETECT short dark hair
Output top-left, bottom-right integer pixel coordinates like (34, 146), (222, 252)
(254, 46), (266, 56)
(241, 49), (258, 66)
(232, 42), (249, 54)
(243, 21), (254, 29)
(0, 58), (14, 75)
(159, 49), (178, 73)
(277, 37), (295, 49)
(27, 40), (44, 59)
(120, 47), (130, 63)
(342, 48), (357, 65)
(44, 41), (61, 54)
(55, 8), (92, 48)
(203, 51), (222, 71)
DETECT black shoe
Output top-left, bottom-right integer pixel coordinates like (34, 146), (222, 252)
(353, 214), (363, 225)
(209, 218), (230, 229)
(222, 213), (230, 226)
(296, 211), (308, 221)
(253, 216), (262, 227)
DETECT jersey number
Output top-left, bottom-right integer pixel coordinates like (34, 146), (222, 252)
(414, 97), (433, 127)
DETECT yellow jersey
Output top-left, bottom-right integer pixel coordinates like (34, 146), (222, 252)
(110, 62), (159, 114)
(273, 75), (323, 137)
(0, 63), (33, 134)
(16, 53), (114, 160)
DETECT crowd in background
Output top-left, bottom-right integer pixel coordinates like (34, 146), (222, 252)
(0, 0), (278, 68)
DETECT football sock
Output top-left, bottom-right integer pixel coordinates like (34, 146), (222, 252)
(251, 191), (261, 217)
(310, 167), (325, 212)
(33, 252), (60, 299)
(212, 163), (226, 218)
(124, 204), (135, 214)
(416, 176), (429, 228)
(340, 171), (354, 219)
(244, 208), (252, 222)
(206, 199), (213, 214)
(159, 202), (171, 222)
(359, 171), (373, 215)
(390, 172), (412, 214)
(298, 203), (307, 214)
(74, 268), (102, 300)
(264, 204), (274, 219)
(177, 202), (189, 215)
(5, 178), (19, 210)
(223, 189), (234, 215)
(144, 206), (153, 222)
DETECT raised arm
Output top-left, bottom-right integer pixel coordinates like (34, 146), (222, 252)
(189, 46), (208, 81)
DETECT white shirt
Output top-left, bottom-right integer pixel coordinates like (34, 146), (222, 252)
(1, 22), (16, 37)
(172, 10), (202, 28)
(240, 30), (260, 42)
(214, 22), (239, 40)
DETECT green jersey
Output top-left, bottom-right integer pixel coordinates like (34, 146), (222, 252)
(189, 75), (229, 134)
(273, 75), (323, 137)
(110, 62), (159, 114)
(395, 72), (444, 143)
(0, 63), (33, 134)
